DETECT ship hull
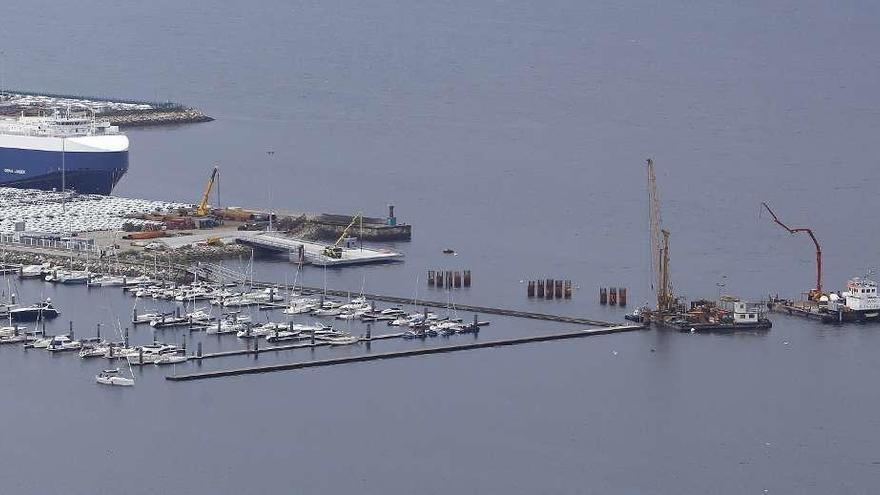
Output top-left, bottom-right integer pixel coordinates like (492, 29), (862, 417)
(0, 134), (129, 195)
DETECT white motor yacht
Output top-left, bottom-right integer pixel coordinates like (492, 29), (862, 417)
(20, 264), (47, 278)
(46, 335), (83, 352)
(237, 322), (286, 338)
(313, 307), (342, 317)
(282, 298), (318, 315)
(132, 311), (164, 325)
(327, 335), (360, 346)
(152, 354), (188, 365)
(32, 336), (53, 348)
(89, 275), (127, 287)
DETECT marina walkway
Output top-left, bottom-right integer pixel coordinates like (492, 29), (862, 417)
(166, 324), (644, 381)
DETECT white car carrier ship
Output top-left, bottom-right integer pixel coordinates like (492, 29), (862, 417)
(0, 109), (128, 194)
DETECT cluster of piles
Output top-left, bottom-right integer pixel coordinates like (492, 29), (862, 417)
(599, 287), (627, 306)
(427, 270), (472, 289)
(527, 279), (573, 299)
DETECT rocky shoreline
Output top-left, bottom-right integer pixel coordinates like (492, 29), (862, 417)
(101, 108), (214, 127)
(0, 243), (250, 283)
(0, 91), (213, 128)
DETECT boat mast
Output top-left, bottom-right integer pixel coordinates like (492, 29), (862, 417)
(647, 158), (672, 312)
(61, 132), (66, 213)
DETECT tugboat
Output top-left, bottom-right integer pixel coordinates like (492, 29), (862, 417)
(9, 299), (60, 322)
(822, 278), (880, 323)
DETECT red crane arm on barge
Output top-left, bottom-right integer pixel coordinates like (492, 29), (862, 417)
(761, 202), (822, 298)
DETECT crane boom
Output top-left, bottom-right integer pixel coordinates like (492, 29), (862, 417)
(195, 166), (219, 217)
(761, 202), (822, 297)
(647, 158), (670, 311)
(323, 212), (363, 259)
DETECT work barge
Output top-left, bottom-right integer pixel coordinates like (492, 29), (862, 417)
(769, 276), (880, 324)
(632, 159), (773, 333)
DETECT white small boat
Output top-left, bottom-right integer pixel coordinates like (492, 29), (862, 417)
(237, 322), (286, 338)
(327, 335), (360, 346)
(80, 344), (110, 358)
(89, 275), (127, 287)
(313, 307), (342, 317)
(105, 346), (139, 359)
(0, 325), (26, 338)
(265, 329), (302, 342)
(282, 298), (318, 315)
(10, 300), (60, 322)
(127, 343), (180, 365)
(96, 369), (134, 387)
(0, 333), (32, 344)
(264, 323), (328, 342)
(185, 308), (213, 323)
(149, 315), (191, 328)
(339, 298), (370, 311)
(336, 311), (366, 320)
(32, 336), (53, 348)
(380, 307), (405, 316)
(124, 275), (153, 285)
(132, 311), (163, 325)
(46, 335), (82, 352)
(152, 354), (187, 365)
(20, 264), (47, 278)
(313, 329), (351, 340)
(45, 270), (90, 284)
(206, 314), (251, 334)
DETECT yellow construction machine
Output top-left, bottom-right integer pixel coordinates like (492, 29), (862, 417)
(323, 212), (363, 259)
(195, 166), (219, 217)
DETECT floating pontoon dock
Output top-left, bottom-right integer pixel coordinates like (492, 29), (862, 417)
(167, 324), (644, 381)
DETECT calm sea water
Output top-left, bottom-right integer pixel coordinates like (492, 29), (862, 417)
(1, 1), (879, 493)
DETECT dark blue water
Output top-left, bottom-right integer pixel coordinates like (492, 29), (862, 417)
(1, 1), (879, 493)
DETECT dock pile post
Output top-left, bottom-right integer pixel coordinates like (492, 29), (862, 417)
(525, 279), (574, 299)
(599, 287), (627, 306)
(427, 269), (472, 289)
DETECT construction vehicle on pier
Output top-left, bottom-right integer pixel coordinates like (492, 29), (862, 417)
(761, 202), (823, 301)
(322, 212), (363, 259)
(195, 166), (219, 217)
